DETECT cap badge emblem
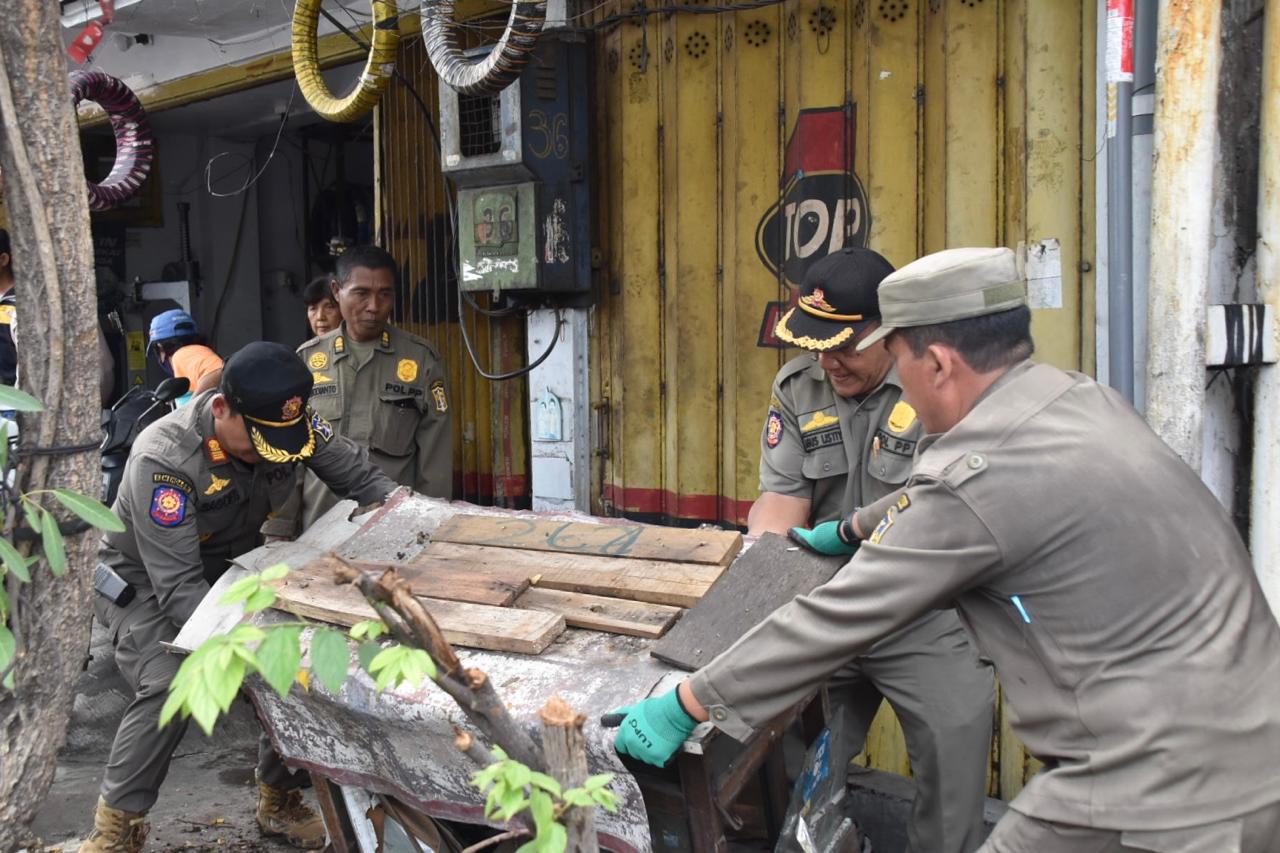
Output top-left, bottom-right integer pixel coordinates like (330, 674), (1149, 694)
(281, 396), (303, 421)
(308, 352), (328, 370)
(801, 288), (839, 313)
(397, 359), (418, 383)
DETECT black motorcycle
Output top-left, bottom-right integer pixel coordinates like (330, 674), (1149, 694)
(100, 376), (189, 506)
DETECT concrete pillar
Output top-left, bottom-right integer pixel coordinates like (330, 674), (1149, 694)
(1251, 0), (1280, 617)
(527, 306), (590, 513)
(1144, 0), (1222, 469)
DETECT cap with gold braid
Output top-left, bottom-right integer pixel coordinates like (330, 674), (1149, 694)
(856, 247), (1026, 351)
(775, 247), (895, 351)
(220, 341), (317, 463)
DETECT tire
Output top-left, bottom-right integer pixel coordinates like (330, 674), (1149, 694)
(421, 0), (547, 96)
(293, 0), (401, 123)
(69, 71), (155, 213)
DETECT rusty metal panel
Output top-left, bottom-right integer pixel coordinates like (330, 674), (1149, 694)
(376, 37), (530, 508)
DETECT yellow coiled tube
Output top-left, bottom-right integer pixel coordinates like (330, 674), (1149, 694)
(292, 0), (401, 123)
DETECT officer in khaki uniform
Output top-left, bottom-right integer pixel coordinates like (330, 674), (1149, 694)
(289, 245), (452, 532)
(83, 342), (398, 853)
(612, 248), (1280, 853)
(750, 247), (994, 853)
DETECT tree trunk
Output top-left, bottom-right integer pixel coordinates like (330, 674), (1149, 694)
(0, 5), (101, 849)
(539, 697), (598, 853)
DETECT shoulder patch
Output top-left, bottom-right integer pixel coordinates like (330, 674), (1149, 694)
(308, 351), (329, 370)
(430, 379), (448, 413)
(868, 506), (897, 545)
(310, 411), (334, 443)
(0, 304), (15, 325)
(766, 410), (784, 448)
(152, 472), (194, 494)
(886, 401), (917, 434)
(150, 486), (187, 527)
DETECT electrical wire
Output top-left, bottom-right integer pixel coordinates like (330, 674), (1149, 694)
(204, 83), (297, 197)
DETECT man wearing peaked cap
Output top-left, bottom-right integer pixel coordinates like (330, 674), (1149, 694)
(613, 246), (1280, 851)
(82, 341), (399, 853)
(748, 245), (996, 853)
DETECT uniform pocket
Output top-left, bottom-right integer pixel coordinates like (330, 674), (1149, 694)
(800, 446), (850, 481)
(867, 446), (913, 487)
(372, 395), (419, 457)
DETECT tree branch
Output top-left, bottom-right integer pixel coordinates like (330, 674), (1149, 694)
(331, 554), (545, 771)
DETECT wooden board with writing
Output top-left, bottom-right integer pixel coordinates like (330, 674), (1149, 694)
(515, 588), (681, 639)
(413, 542), (725, 608)
(649, 533), (848, 671)
(429, 515), (743, 567)
(271, 561), (563, 655)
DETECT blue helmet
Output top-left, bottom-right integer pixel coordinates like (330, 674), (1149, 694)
(147, 309), (199, 354)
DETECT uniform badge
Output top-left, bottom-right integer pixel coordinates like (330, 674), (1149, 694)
(766, 410), (783, 448)
(313, 372), (333, 383)
(800, 409), (839, 433)
(887, 401), (917, 434)
(150, 486), (187, 527)
(152, 472), (193, 494)
(380, 330), (391, 348)
(310, 411), (334, 443)
(281, 396), (303, 421)
(204, 474), (230, 496)
(334, 336), (345, 353)
(308, 352), (329, 370)
(0, 305), (15, 326)
(896, 493), (911, 512)
(868, 507), (896, 545)
(204, 437), (228, 465)
(397, 359), (419, 383)
(800, 288), (840, 313)
(431, 380), (449, 413)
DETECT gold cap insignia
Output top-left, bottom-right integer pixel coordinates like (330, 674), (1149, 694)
(801, 288), (839, 313)
(249, 425), (315, 464)
(281, 396), (303, 421)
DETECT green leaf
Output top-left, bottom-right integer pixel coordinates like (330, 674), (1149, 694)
(590, 788), (619, 813)
(561, 789), (594, 808)
(41, 511), (66, 576)
(0, 625), (14, 689)
(309, 629), (350, 694)
(259, 563), (290, 582)
(494, 787), (529, 822)
(243, 587), (277, 613)
(582, 773), (613, 790)
(22, 500), (41, 534)
(528, 772), (562, 798)
(472, 761), (504, 792)
(220, 574), (261, 605)
(539, 824), (567, 853)
(349, 619), (387, 641)
(0, 537), (30, 583)
(505, 762), (532, 790)
(255, 627), (302, 698)
(227, 624), (267, 645)
(357, 639), (382, 672)
(0, 385), (45, 412)
(0, 421), (10, 473)
(528, 789), (555, 836)
(50, 489), (126, 532)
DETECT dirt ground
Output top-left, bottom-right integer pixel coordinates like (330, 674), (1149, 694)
(27, 621), (309, 853)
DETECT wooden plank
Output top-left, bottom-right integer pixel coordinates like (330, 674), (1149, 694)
(415, 542), (726, 608)
(515, 588), (681, 639)
(270, 568), (564, 655)
(650, 533), (847, 671)
(298, 555), (529, 608)
(430, 515), (743, 566)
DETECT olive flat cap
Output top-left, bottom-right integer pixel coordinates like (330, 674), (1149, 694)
(856, 247), (1026, 351)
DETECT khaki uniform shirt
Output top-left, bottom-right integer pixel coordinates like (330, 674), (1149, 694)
(293, 323), (453, 530)
(761, 355), (922, 519)
(99, 391), (397, 628)
(692, 361), (1280, 831)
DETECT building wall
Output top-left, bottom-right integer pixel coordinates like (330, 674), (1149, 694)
(588, 0), (1096, 798)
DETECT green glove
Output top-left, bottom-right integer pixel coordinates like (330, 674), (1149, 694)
(611, 689), (697, 767)
(789, 520), (860, 556)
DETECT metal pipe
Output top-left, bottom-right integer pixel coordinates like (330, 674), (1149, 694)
(1145, 0), (1222, 469)
(1251, 0), (1280, 616)
(1129, 0), (1156, 411)
(1106, 77), (1135, 402)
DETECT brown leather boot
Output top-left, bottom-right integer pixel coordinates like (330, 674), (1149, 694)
(77, 796), (148, 853)
(256, 782), (327, 849)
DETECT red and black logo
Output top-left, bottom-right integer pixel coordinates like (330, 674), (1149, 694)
(755, 106), (871, 347)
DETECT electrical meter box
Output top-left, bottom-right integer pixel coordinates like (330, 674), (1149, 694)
(438, 30), (591, 294)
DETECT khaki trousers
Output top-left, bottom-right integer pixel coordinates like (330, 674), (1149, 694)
(980, 803), (1280, 853)
(96, 595), (304, 813)
(829, 608), (996, 853)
